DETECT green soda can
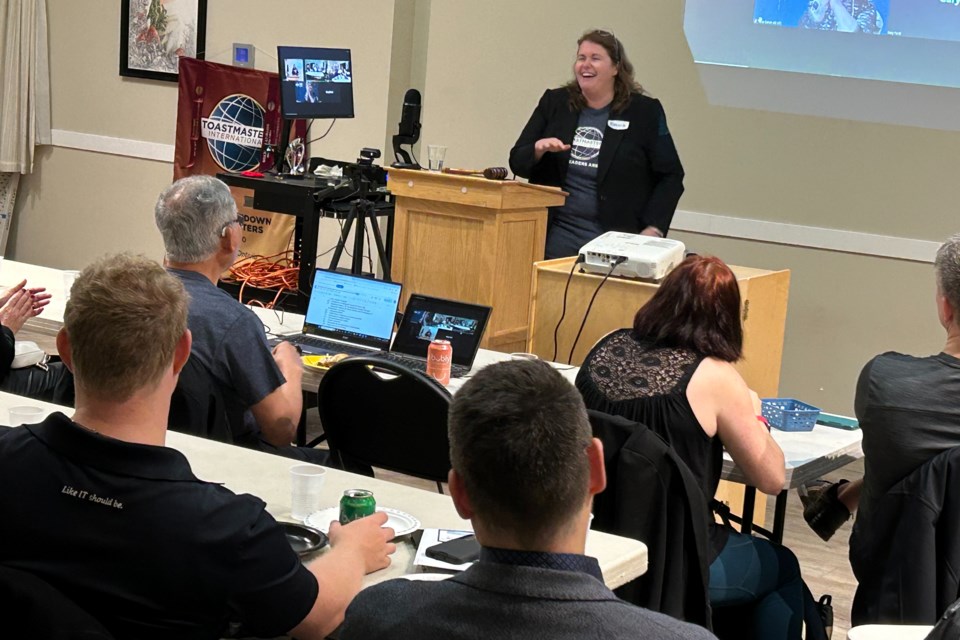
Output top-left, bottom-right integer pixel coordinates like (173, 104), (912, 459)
(339, 489), (376, 524)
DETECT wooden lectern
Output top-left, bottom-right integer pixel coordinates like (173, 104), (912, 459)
(387, 168), (566, 353)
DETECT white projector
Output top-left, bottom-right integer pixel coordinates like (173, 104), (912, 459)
(578, 232), (685, 280)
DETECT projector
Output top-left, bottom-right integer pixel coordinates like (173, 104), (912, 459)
(578, 232), (685, 280)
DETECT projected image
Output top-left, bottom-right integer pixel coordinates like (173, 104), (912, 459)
(410, 311), (479, 342)
(755, 0), (960, 41)
(754, 0), (887, 33)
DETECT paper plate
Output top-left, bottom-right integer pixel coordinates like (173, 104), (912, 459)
(305, 506), (420, 538)
(399, 573), (454, 581)
(301, 354), (349, 372)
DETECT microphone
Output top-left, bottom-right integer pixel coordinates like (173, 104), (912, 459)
(398, 89), (422, 140)
(392, 89), (422, 169)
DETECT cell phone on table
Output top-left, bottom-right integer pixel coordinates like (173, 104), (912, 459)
(425, 534), (481, 564)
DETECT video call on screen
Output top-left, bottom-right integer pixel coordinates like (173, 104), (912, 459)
(282, 57), (352, 105)
(397, 308), (483, 360)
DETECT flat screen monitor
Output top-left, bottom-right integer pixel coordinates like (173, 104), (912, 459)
(277, 46), (354, 119)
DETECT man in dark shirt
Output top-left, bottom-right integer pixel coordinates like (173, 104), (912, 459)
(340, 359), (715, 640)
(0, 254), (395, 639)
(154, 175), (313, 458)
(805, 234), (960, 540)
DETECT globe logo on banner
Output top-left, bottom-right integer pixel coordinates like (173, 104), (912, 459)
(201, 94), (265, 172)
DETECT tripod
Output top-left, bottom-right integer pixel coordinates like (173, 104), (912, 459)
(327, 196), (392, 280)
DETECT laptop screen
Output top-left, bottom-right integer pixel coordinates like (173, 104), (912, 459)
(303, 270), (402, 349)
(391, 294), (492, 366)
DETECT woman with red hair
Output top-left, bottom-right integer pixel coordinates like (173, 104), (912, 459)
(577, 255), (808, 639)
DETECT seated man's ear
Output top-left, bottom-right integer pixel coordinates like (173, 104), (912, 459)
(55, 328), (74, 372)
(448, 469), (474, 520)
(172, 329), (193, 375)
(587, 438), (607, 496)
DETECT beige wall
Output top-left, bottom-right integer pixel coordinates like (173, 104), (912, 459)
(11, 0), (952, 413)
(13, 0), (399, 268)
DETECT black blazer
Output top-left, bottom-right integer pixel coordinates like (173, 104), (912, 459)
(588, 410), (712, 628)
(509, 88), (684, 235)
(850, 445), (960, 625)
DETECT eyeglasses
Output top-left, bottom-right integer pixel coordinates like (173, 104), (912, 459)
(593, 29), (622, 64)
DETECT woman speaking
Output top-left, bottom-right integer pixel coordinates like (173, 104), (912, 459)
(509, 30), (685, 259)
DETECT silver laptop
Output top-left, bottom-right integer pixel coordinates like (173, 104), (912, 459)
(273, 269), (402, 355)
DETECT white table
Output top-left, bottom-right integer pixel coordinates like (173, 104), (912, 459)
(847, 625), (934, 640)
(0, 391), (648, 590)
(2, 259), (862, 542)
(724, 423), (863, 542)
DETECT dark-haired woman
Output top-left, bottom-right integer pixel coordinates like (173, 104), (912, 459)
(576, 255), (808, 640)
(509, 29), (684, 260)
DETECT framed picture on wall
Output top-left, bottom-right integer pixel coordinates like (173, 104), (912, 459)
(120, 0), (207, 82)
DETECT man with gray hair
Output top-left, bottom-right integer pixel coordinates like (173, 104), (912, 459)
(154, 175), (311, 459)
(802, 233), (960, 540)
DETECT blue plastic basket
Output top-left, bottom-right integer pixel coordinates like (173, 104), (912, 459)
(761, 398), (820, 432)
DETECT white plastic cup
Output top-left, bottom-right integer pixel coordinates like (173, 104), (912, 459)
(8, 406), (45, 425)
(290, 464), (327, 521)
(62, 270), (81, 300)
(427, 145), (447, 172)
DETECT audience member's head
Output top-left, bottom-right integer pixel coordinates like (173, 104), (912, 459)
(154, 175), (238, 264)
(632, 254), (743, 362)
(935, 234), (960, 324)
(448, 358), (603, 550)
(60, 253), (188, 402)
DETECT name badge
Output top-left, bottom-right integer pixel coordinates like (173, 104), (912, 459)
(608, 119), (629, 130)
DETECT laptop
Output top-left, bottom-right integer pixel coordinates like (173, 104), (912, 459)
(273, 269), (402, 355)
(378, 294), (492, 378)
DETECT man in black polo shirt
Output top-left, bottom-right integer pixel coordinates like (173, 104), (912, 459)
(0, 254), (395, 639)
(340, 359), (714, 640)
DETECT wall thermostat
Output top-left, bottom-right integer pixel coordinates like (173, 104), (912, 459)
(232, 43), (254, 68)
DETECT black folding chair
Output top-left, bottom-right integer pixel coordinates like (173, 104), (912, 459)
(317, 356), (452, 492)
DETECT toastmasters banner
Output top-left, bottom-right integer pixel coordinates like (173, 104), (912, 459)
(174, 58), (306, 263)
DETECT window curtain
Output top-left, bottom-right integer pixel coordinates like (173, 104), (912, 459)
(0, 0), (50, 252)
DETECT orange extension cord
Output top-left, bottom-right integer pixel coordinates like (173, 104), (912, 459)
(223, 251), (299, 309)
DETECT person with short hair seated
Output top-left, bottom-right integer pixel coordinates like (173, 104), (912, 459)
(0, 253), (395, 639)
(577, 255), (820, 640)
(802, 233), (960, 543)
(154, 175), (320, 461)
(339, 358), (715, 640)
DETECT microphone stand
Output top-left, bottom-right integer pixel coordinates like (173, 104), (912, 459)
(391, 134), (421, 170)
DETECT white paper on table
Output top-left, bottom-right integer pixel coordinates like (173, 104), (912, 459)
(413, 528), (475, 571)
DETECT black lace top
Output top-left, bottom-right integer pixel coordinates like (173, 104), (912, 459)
(576, 329), (728, 557)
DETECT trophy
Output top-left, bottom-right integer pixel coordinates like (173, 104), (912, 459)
(284, 137), (306, 177)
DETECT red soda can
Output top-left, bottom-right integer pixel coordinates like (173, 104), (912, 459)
(426, 339), (453, 386)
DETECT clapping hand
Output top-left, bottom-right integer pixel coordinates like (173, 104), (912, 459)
(0, 280), (50, 334)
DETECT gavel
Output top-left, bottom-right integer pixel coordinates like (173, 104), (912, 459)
(442, 167), (510, 180)
(482, 167), (509, 180)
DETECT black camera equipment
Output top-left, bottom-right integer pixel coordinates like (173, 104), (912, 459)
(328, 147), (392, 279)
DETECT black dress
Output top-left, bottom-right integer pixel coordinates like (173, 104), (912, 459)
(576, 329), (728, 559)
